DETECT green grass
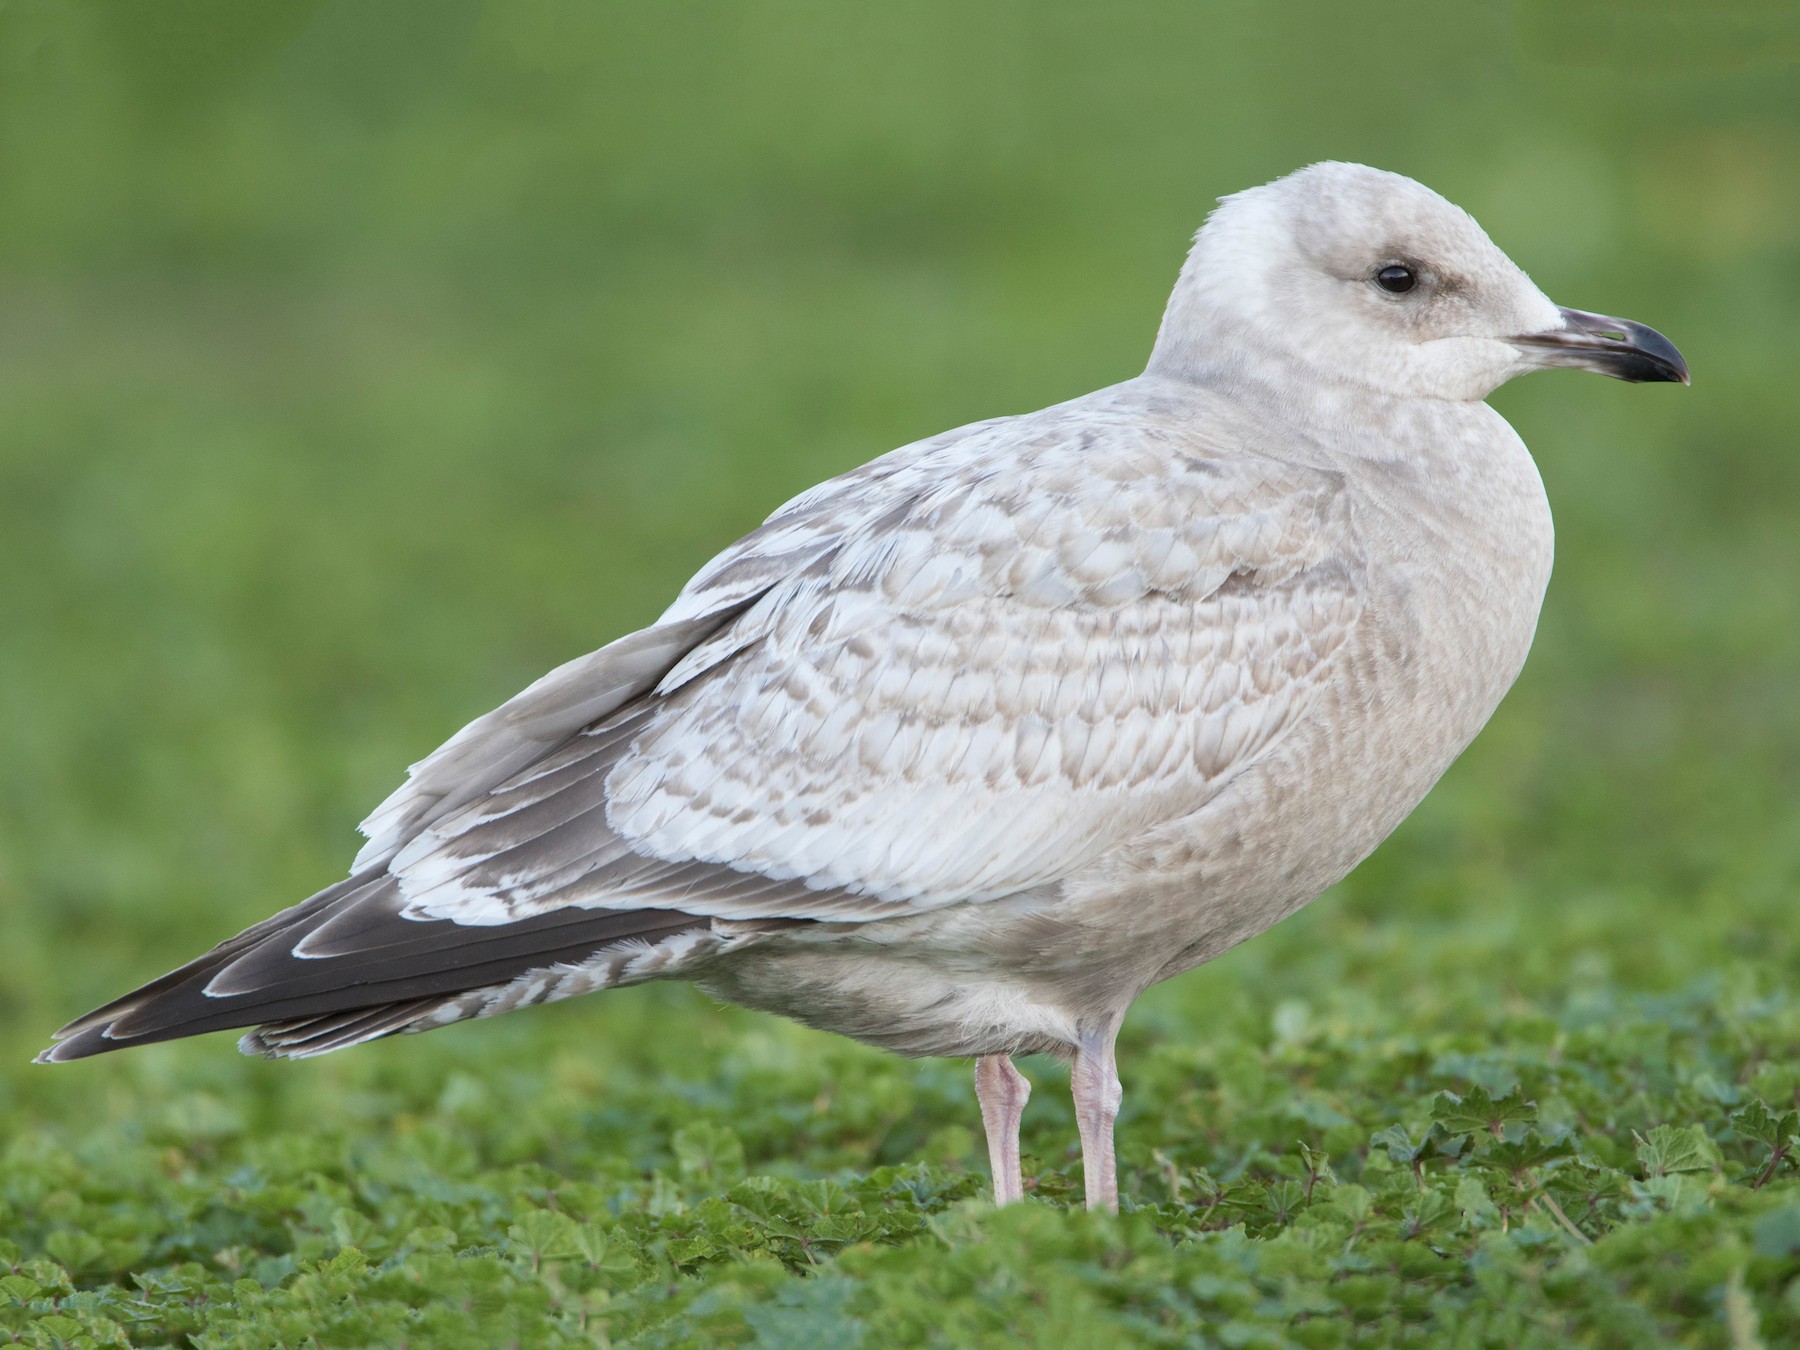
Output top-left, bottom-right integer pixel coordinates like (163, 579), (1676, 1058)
(4, 3), (1800, 1345)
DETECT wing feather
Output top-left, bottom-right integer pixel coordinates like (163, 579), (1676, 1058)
(394, 400), (1367, 924)
(41, 393), (1369, 1064)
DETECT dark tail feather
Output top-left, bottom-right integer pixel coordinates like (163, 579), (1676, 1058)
(37, 867), (711, 1064)
(45, 873), (378, 1044)
(238, 998), (451, 1058)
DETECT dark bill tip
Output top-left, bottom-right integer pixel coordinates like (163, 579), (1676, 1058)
(1512, 306), (1690, 385)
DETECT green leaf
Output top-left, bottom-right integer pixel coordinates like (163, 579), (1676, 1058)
(1295, 1140), (1337, 1189)
(1431, 1086), (1537, 1138)
(1329, 1183), (1373, 1225)
(507, 1210), (582, 1264)
(42, 1238), (106, 1281)
(1454, 1176), (1500, 1227)
(1371, 1121), (1451, 1165)
(1399, 1188), (1457, 1238)
(316, 1246), (368, 1277)
(1731, 1099), (1800, 1152)
(1633, 1124), (1722, 1177)
(1485, 1131), (1578, 1176)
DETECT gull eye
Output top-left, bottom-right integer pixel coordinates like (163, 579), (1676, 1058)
(1375, 264), (1417, 294)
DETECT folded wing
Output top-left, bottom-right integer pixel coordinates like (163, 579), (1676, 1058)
(42, 400), (1366, 1061)
(392, 405), (1367, 923)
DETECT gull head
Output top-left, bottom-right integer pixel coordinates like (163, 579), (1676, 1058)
(1149, 161), (1688, 403)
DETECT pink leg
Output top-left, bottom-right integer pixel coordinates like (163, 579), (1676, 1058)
(974, 1054), (1031, 1204)
(1071, 1026), (1122, 1213)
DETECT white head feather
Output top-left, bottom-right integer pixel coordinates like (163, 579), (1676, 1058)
(1148, 161), (1564, 403)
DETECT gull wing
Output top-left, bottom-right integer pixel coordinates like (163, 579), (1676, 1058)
(41, 396), (1366, 1060)
(392, 400), (1367, 924)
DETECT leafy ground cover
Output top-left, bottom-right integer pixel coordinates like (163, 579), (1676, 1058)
(3, 3), (1800, 1345)
(9, 952), (1800, 1346)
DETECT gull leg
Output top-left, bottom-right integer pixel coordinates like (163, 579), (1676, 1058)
(1071, 1025), (1123, 1213)
(974, 1054), (1031, 1204)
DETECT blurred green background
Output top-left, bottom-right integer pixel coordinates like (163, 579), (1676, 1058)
(0, 0), (1797, 1334)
